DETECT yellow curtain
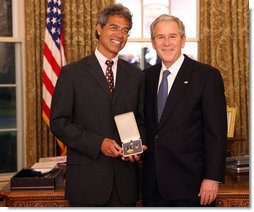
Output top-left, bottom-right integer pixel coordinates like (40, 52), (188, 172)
(63, 0), (113, 62)
(24, 0), (113, 167)
(199, 0), (249, 156)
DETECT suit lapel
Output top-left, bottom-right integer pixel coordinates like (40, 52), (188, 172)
(86, 54), (112, 99)
(113, 60), (129, 103)
(158, 56), (194, 129)
(144, 63), (161, 127)
(147, 64), (162, 127)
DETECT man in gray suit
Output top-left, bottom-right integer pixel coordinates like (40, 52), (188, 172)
(142, 14), (227, 207)
(50, 3), (146, 207)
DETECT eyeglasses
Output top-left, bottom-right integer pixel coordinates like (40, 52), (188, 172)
(106, 24), (130, 36)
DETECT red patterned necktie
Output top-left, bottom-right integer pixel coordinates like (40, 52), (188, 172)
(105, 60), (114, 94)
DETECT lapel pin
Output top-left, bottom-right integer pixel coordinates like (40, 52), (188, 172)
(184, 81), (189, 84)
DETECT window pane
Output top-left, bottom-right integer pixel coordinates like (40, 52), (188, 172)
(119, 42), (158, 69)
(0, 87), (16, 129)
(116, 0), (142, 38)
(171, 0), (197, 38)
(0, 131), (17, 173)
(143, 0), (170, 38)
(0, 43), (16, 84)
(117, 0), (198, 39)
(119, 42), (142, 68)
(182, 42), (198, 61)
(0, 0), (13, 36)
(119, 42), (198, 69)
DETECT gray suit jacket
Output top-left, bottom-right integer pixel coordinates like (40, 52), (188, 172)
(142, 55), (227, 200)
(50, 53), (145, 204)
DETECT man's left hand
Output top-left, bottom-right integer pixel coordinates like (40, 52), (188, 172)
(121, 145), (147, 162)
(198, 179), (219, 205)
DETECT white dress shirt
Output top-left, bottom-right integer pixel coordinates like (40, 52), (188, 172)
(158, 54), (185, 94)
(95, 48), (118, 86)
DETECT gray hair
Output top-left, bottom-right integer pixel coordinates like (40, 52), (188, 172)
(95, 3), (133, 39)
(150, 14), (185, 39)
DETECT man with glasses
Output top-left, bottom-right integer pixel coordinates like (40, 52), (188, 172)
(50, 3), (146, 207)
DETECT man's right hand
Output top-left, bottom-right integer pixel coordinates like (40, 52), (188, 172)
(100, 138), (122, 158)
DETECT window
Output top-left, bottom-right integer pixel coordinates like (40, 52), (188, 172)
(116, 0), (199, 69)
(0, 0), (24, 180)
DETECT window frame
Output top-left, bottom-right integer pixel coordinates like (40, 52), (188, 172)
(116, 0), (200, 69)
(0, 0), (25, 181)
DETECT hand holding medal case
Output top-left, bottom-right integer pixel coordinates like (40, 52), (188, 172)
(114, 112), (143, 157)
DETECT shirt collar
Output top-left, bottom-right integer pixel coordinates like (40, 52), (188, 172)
(95, 48), (118, 67)
(161, 54), (185, 75)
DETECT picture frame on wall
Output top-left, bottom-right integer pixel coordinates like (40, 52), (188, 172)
(227, 106), (237, 138)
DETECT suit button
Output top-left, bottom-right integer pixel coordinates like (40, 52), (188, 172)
(155, 135), (159, 140)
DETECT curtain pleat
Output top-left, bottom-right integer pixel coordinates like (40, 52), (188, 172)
(199, 0), (249, 156)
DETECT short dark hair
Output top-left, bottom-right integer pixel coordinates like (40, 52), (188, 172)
(95, 3), (132, 39)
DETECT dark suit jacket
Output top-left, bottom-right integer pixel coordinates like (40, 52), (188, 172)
(142, 55), (227, 200)
(50, 53), (145, 204)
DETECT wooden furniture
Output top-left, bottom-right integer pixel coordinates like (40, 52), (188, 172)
(215, 171), (249, 207)
(0, 183), (69, 207)
(0, 171), (249, 207)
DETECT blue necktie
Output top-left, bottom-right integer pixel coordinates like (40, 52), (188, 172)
(157, 70), (170, 122)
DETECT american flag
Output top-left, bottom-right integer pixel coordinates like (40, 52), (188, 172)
(42, 0), (67, 155)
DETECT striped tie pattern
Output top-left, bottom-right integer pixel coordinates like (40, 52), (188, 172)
(157, 70), (170, 122)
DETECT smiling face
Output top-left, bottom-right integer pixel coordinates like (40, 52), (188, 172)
(96, 15), (130, 59)
(152, 20), (186, 69)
